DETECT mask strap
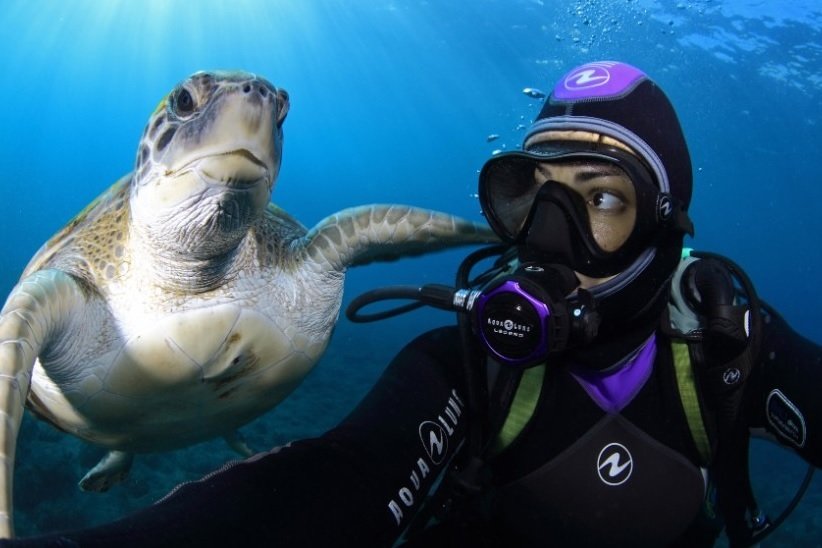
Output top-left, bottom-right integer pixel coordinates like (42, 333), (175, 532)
(657, 193), (694, 237)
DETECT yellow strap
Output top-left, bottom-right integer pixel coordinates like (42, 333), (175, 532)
(490, 364), (545, 455)
(672, 341), (712, 464)
(490, 343), (711, 464)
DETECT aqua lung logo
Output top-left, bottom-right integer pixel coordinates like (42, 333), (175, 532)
(657, 194), (674, 222)
(723, 367), (742, 385)
(387, 390), (464, 526)
(597, 443), (633, 486)
(564, 61), (617, 91)
(487, 316), (532, 338)
(419, 421), (448, 465)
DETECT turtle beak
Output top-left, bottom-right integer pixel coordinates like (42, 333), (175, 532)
(170, 149), (270, 190)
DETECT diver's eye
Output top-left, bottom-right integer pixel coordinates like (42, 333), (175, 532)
(173, 88), (196, 117)
(590, 191), (625, 212)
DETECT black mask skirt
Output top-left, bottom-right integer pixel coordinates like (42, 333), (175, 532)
(479, 143), (689, 279)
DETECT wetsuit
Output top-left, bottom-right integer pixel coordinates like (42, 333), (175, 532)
(4, 296), (821, 548)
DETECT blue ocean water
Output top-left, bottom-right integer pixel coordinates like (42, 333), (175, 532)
(0, 0), (820, 542)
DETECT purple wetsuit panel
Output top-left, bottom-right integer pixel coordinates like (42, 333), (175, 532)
(570, 334), (656, 413)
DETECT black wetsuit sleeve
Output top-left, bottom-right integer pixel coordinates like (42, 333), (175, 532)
(747, 305), (822, 465)
(2, 327), (469, 548)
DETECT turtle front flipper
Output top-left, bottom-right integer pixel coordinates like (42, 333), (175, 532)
(0, 269), (95, 537)
(300, 205), (498, 271)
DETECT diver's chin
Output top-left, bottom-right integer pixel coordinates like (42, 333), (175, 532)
(575, 271), (617, 290)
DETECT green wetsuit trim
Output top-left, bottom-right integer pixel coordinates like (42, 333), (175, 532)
(491, 364), (546, 454)
(490, 343), (712, 465)
(672, 341), (712, 465)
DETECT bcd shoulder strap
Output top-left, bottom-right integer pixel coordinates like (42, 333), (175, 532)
(667, 249), (766, 547)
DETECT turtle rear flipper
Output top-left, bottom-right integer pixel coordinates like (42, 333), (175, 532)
(0, 269), (92, 537)
(224, 431), (254, 457)
(79, 450), (134, 492)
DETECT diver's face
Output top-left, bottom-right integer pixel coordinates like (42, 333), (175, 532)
(533, 160), (637, 287)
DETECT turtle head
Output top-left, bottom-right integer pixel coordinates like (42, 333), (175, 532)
(130, 71), (289, 261)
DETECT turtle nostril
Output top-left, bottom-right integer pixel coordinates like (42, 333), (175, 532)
(258, 85), (268, 98)
(242, 83), (252, 93)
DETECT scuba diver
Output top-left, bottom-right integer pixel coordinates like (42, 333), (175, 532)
(4, 61), (822, 547)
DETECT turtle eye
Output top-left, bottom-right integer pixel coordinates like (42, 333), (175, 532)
(173, 88), (196, 118)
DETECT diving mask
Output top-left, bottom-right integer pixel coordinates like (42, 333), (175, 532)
(478, 142), (692, 278)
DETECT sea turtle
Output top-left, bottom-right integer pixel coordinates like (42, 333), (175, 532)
(0, 70), (496, 536)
